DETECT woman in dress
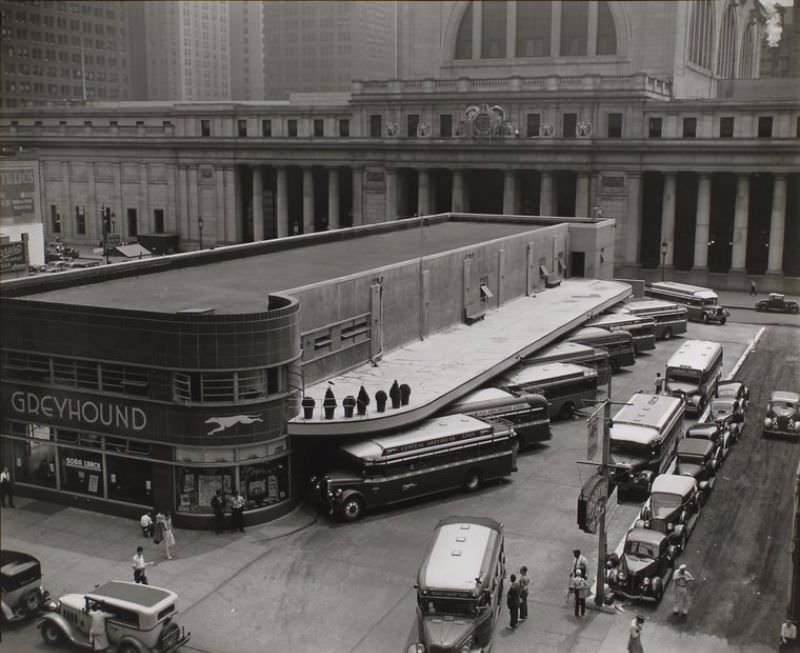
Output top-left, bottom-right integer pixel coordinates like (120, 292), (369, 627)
(157, 512), (176, 560)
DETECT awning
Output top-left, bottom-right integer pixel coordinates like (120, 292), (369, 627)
(115, 243), (152, 258)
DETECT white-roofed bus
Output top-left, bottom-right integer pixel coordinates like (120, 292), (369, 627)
(407, 516), (505, 653)
(644, 281), (729, 324)
(308, 415), (517, 522)
(527, 340), (613, 386)
(664, 339), (723, 416)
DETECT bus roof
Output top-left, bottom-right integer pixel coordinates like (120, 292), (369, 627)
(666, 340), (723, 371)
(619, 299), (687, 315)
(567, 326), (632, 343)
(647, 281), (718, 301)
(587, 314), (655, 328)
(418, 519), (502, 594)
(499, 362), (597, 387)
(612, 393), (684, 433)
(529, 341), (602, 364)
(340, 414), (494, 459)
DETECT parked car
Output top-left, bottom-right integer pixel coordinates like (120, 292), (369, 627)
(763, 391), (800, 439)
(709, 397), (745, 441)
(685, 422), (732, 462)
(44, 242), (80, 263)
(39, 580), (190, 652)
(755, 293), (799, 314)
(675, 438), (718, 501)
(606, 528), (676, 603)
(637, 474), (701, 553)
(1, 550), (51, 623)
(716, 380), (750, 407)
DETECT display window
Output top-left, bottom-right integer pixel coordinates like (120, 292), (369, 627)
(11, 423), (57, 488)
(58, 446), (104, 496)
(106, 455), (153, 506)
(175, 466), (234, 514)
(240, 460), (289, 508)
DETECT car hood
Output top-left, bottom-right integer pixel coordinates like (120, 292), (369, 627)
(622, 555), (656, 577)
(676, 462), (704, 479)
(319, 470), (362, 484)
(610, 453), (647, 469)
(666, 382), (698, 396)
(771, 406), (797, 418)
(421, 616), (474, 650)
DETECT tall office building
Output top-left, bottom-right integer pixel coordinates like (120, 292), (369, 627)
(263, 1), (396, 98)
(761, 4), (799, 78)
(144, 0), (230, 101)
(229, 1), (265, 100)
(0, 0), (135, 107)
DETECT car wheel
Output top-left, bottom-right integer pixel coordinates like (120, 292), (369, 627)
(559, 402), (575, 420)
(703, 314), (709, 323)
(652, 577), (664, 602)
(340, 495), (364, 522)
(118, 643), (139, 653)
(793, 306), (799, 314)
(22, 590), (41, 614)
(463, 469), (482, 492)
(720, 318), (727, 325)
(41, 622), (64, 646)
(663, 327), (672, 340)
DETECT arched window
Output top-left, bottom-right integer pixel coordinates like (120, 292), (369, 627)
(455, 2), (473, 60)
(482, 1), (507, 58)
(739, 21), (756, 79)
(597, 1), (617, 55)
(517, 1), (551, 57)
(717, 4), (737, 78)
(689, 0), (715, 69)
(561, 1), (588, 56)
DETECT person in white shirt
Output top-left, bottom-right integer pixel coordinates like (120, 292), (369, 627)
(87, 600), (111, 651)
(628, 614), (645, 653)
(139, 512), (153, 538)
(0, 467), (14, 508)
(132, 546), (154, 584)
(673, 564), (695, 617)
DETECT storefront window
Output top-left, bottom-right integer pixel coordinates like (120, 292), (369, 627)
(12, 424), (57, 488)
(59, 447), (104, 496)
(107, 455), (153, 506)
(175, 466), (233, 514)
(239, 459), (289, 508)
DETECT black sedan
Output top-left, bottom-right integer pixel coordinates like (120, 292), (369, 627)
(755, 293), (799, 314)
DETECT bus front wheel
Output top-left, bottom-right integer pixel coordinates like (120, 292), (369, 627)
(702, 314), (709, 324)
(340, 495), (365, 522)
(559, 402), (575, 420)
(663, 327), (672, 340)
(463, 470), (482, 492)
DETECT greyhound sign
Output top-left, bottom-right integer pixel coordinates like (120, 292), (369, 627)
(205, 414), (263, 435)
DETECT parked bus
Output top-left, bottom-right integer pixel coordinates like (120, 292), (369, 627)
(443, 387), (551, 448)
(586, 313), (656, 354)
(610, 392), (685, 499)
(527, 341), (612, 386)
(566, 326), (636, 372)
(664, 339), (724, 416)
(496, 362), (598, 420)
(644, 281), (729, 324)
(308, 414), (516, 521)
(615, 299), (688, 340)
(409, 516), (505, 653)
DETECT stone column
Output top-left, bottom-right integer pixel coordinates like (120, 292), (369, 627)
(659, 172), (676, 267)
(252, 165), (264, 241)
(575, 172), (590, 217)
(550, 1), (562, 57)
(503, 170), (517, 215)
(188, 165), (199, 243)
(624, 173), (642, 266)
(587, 0), (599, 56)
(418, 168), (430, 216)
(767, 174), (787, 273)
(451, 169), (465, 213)
(223, 166), (236, 243)
(167, 164), (177, 234)
(178, 165), (189, 240)
(215, 167), (225, 244)
(539, 171), (554, 216)
(506, 0), (517, 58)
(139, 162), (150, 234)
(693, 174), (711, 270)
(87, 162), (97, 242)
(302, 166), (314, 233)
(276, 166), (289, 237)
(385, 166), (397, 219)
(472, 0), (482, 60)
(62, 162), (72, 239)
(327, 167), (340, 229)
(113, 162), (123, 238)
(352, 167), (364, 226)
(731, 173), (750, 271)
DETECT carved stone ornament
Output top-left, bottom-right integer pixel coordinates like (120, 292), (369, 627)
(541, 123), (555, 137)
(461, 104), (513, 138)
(416, 121), (430, 137)
(577, 121), (593, 137)
(386, 122), (399, 137)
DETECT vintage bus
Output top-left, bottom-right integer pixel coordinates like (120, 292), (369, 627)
(664, 339), (724, 416)
(527, 341), (612, 386)
(496, 362), (599, 420)
(566, 326), (636, 373)
(308, 414), (516, 521)
(443, 387), (551, 448)
(586, 313), (656, 354)
(615, 299), (688, 341)
(644, 281), (729, 324)
(408, 516), (505, 653)
(609, 392), (685, 499)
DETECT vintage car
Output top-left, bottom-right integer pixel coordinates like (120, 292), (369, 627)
(763, 391), (800, 438)
(1, 550), (51, 623)
(709, 397), (745, 440)
(675, 438), (718, 500)
(716, 380), (750, 407)
(39, 581), (190, 652)
(685, 422), (732, 462)
(637, 474), (701, 553)
(755, 293), (799, 314)
(606, 528), (676, 602)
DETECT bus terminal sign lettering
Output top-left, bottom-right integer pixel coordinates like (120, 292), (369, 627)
(10, 391), (147, 432)
(0, 168), (36, 222)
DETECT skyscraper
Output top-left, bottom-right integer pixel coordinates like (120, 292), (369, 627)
(229, 1), (265, 100)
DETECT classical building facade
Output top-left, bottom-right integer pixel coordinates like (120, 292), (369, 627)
(1, 0), (798, 287)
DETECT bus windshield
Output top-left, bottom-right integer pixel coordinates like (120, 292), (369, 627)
(610, 440), (652, 457)
(650, 492), (682, 518)
(666, 368), (700, 383)
(420, 596), (479, 617)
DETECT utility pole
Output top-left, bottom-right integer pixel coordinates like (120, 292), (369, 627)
(783, 460), (800, 643)
(595, 380), (612, 607)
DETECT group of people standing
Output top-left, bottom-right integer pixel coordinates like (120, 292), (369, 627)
(135, 509), (177, 588)
(211, 488), (247, 534)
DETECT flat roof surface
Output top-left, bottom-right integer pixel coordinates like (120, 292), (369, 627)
(500, 362), (595, 386)
(25, 222), (539, 314)
(87, 581), (173, 608)
(421, 523), (493, 592)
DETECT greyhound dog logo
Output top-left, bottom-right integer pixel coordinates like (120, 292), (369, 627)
(205, 415), (263, 435)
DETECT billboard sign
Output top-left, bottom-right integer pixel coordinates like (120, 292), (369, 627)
(0, 167), (37, 224)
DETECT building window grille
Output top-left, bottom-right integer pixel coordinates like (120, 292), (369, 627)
(338, 119), (349, 137)
(407, 114), (419, 138)
(287, 119), (298, 137)
(237, 119), (247, 137)
(200, 119), (210, 137)
(439, 114), (452, 137)
(563, 113), (577, 138)
(313, 119), (324, 137)
(526, 113), (540, 137)
(648, 117), (662, 138)
(369, 114), (382, 138)
(261, 119), (271, 137)
(607, 113), (622, 138)
(682, 117), (697, 138)
(75, 206), (86, 235)
(757, 116), (773, 138)
(50, 205), (61, 233)
(719, 117), (734, 138)
(153, 209), (164, 233)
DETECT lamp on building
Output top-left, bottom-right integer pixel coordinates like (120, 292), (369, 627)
(198, 216), (204, 250)
(592, 205), (604, 220)
(660, 241), (668, 282)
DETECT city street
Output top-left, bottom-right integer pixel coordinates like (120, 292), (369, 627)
(4, 316), (790, 653)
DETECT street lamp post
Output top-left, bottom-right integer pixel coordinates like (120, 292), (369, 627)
(660, 241), (668, 282)
(101, 205), (110, 265)
(198, 216), (204, 250)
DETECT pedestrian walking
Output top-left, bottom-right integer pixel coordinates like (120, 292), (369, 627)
(157, 512), (176, 560)
(230, 489), (246, 533)
(627, 614), (645, 653)
(672, 563), (695, 618)
(131, 546), (154, 585)
(750, 280), (757, 296)
(87, 599), (111, 651)
(654, 372), (664, 394)
(518, 566), (530, 622)
(506, 573), (520, 629)
(571, 549), (588, 578)
(211, 489), (226, 534)
(140, 511), (154, 538)
(572, 569), (589, 617)
(0, 466), (14, 508)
